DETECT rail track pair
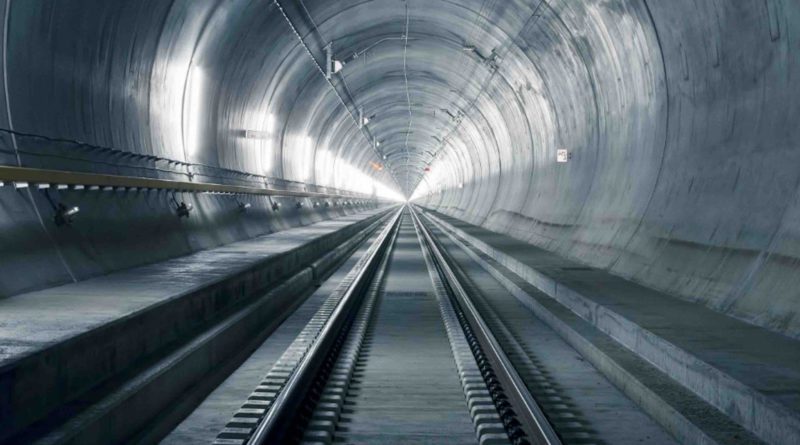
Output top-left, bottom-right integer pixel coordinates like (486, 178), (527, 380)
(215, 206), (562, 445)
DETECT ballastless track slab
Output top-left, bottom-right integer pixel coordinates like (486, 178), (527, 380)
(191, 206), (678, 445)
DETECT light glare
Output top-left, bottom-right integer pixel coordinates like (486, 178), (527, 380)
(185, 66), (204, 157)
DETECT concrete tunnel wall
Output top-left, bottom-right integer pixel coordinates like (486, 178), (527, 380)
(0, 0), (395, 296)
(0, 0), (798, 339)
(415, 1), (800, 339)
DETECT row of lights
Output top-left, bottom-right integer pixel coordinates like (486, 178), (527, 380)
(98, 197), (370, 222)
(0, 180), (371, 226)
(172, 198), (369, 219)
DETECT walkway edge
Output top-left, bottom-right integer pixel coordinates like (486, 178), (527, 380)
(421, 209), (782, 445)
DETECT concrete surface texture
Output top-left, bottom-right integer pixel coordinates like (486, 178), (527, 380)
(330, 215), (476, 444)
(1, 0), (796, 338)
(0, 0), (797, 366)
(405, 1), (800, 339)
(425, 214), (680, 444)
(2, 1), (798, 444)
(0, 208), (388, 441)
(424, 208), (799, 445)
(161, 218), (390, 444)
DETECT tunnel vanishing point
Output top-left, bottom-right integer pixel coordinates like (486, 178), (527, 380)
(0, 1), (798, 444)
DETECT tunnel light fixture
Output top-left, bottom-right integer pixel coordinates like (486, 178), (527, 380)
(296, 201), (304, 209)
(458, 183), (464, 189)
(237, 201), (252, 212)
(13, 181), (28, 189)
(54, 204), (80, 226)
(271, 201), (281, 212)
(175, 200), (193, 218)
(362, 115), (370, 126)
(325, 44), (345, 79)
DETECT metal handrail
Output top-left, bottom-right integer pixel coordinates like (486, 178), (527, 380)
(0, 165), (377, 200)
(247, 206), (403, 444)
(410, 205), (562, 445)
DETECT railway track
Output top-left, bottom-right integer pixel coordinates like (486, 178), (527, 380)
(11, 204), (677, 445)
(213, 207), (564, 445)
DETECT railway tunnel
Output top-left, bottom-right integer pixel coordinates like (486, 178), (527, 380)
(0, 1), (798, 444)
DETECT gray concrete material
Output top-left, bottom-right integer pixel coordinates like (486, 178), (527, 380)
(161, 222), (388, 444)
(0, 208), (389, 442)
(211, 207), (402, 445)
(0, 0), (798, 442)
(0, 0), (798, 338)
(424, 209), (799, 445)
(412, 0), (800, 342)
(336, 216), (476, 444)
(428, 221), (678, 445)
(0, 182), (380, 297)
(425, 211), (763, 445)
(300, 217), (396, 445)
(1, 0), (798, 342)
(31, 269), (314, 445)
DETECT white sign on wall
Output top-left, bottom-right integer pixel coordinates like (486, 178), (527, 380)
(556, 148), (569, 163)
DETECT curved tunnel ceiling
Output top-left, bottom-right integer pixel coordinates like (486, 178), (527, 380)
(4, 0), (800, 337)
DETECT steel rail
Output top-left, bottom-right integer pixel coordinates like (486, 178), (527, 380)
(0, 165), (376, 200)
(410, 205), (562, 445)
(247, 206), (403, 444)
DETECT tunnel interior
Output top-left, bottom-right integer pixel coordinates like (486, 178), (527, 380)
(0, 1), (799, 445)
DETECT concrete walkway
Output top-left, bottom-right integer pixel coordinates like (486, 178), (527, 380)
(0, 208), (389, 441)
(424, 209), (800, 445)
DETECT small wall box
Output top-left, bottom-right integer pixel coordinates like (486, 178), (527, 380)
(557, 149), (570, 163)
